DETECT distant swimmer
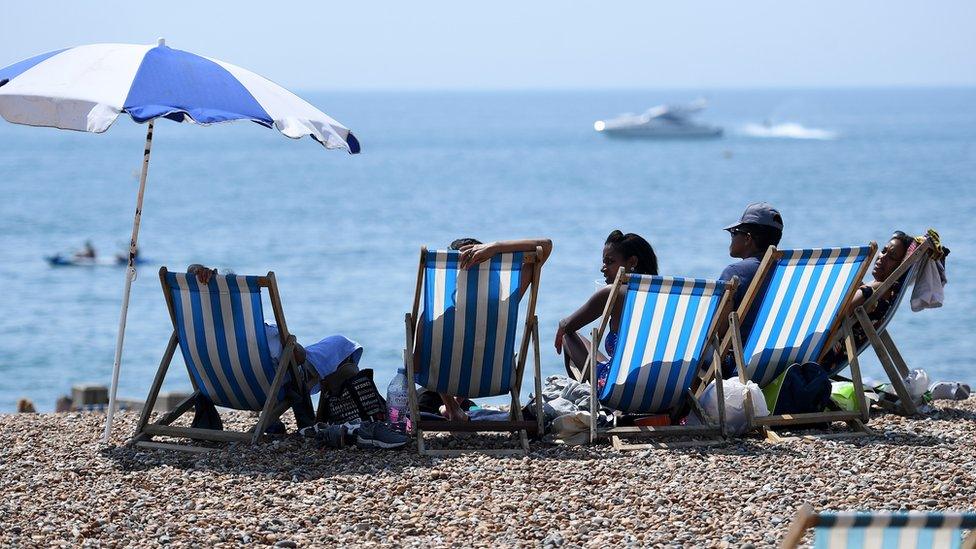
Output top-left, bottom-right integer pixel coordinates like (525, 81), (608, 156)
(74, 240), (96, 260)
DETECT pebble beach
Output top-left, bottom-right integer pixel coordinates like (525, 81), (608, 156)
(1, 400), (974, 547)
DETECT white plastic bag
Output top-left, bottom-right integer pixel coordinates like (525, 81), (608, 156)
(904, 369), (930, 401)
(697, 378), (769, 434)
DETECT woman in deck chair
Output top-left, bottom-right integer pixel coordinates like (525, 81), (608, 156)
(820, 231), (918, 369)
(557, 230), (659, 391)
(426, 237), (553, 422)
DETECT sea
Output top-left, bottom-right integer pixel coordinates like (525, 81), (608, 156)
(1, 88), (973, 412)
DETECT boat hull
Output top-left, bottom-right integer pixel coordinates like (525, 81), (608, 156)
(598, 126), (723, 139)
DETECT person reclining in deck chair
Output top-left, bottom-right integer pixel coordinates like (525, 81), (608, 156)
(185, 264), (366, 437)
(557, 230), (658, 392)
(819, 231), (925, 369)
(417, 238), (552, 423)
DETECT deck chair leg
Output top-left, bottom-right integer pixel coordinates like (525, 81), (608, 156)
(133, 331), (179, 441)
(879, 329), (911, 379)
(252, 339), (297, 444)
(843, 320), (871, 424)
(404, 314), (427, 455)
(589, 327), (599, 444)
(711, 341), (727, 437)
(730, 313), (756, 433)
(531, 318), (545, 440)
(509, 388), (529, 453)
(855, 307), (918, 415)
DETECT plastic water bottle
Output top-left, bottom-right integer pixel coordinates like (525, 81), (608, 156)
(386, 368), (411, 432)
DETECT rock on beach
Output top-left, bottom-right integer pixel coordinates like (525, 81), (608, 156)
(1, 399), (974, 547)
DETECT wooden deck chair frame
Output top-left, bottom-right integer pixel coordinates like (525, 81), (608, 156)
(699, 243), (877, 440)
(587, 268), (738, 450)
(822, 237), (936, 416)
(404, 246), (546, 456)
(130, 267), (305, 453)
(780, 504), (976, 548)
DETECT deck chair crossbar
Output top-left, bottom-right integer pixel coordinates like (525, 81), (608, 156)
(131, 267), (305, 452)
(716, 244), (878, 438)
(780, 504), (976, 548)
(404, 246), (545, 455)
(587, 269), (737, 450)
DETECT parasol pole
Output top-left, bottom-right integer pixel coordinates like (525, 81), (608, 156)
(102, 120), (154, 443)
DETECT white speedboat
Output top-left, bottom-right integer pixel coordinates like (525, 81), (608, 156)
(594, 99), (723, 139)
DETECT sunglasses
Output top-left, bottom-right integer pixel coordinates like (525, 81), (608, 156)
(729, 228), (751, 237)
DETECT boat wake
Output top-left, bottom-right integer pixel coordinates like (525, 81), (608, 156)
(739, 122), (837, 140)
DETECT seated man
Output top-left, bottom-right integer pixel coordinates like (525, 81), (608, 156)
(718, 202), (785, 310)
(716, 202), (784, 378)
(185, 264), (374, 442)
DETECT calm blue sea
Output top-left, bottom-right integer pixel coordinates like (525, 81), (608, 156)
(1, 89), (974, 412)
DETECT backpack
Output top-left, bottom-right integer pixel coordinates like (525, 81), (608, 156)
(316, 368), (387, 424)
(762, 362), (832, 415)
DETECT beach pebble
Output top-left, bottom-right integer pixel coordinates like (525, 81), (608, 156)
(1, 399), (975, 546)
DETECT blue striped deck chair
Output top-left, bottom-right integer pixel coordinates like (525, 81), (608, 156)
(587, 270), (738, 450)
(781, 505), (976, 549)
(725, 243), (878, 437)
(825, 237), (934, 416)
(404, 247), (545, 455)
(132, 267), (306, 452)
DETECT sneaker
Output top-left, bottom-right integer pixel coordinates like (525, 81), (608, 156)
(298, 422), (346, 448)
(355, 421), (410, 450)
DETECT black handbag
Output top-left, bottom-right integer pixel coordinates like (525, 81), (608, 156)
(317, 368), (387, 424)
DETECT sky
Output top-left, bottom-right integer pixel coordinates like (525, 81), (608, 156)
(1, 1), (974, 91)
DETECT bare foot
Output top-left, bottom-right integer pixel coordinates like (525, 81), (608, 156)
(438, 403), (469, 422)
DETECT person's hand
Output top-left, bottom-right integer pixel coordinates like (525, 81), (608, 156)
(554, 325), (564, 354)
(188, 264), (217, 284)
(458, 243), (495, 270)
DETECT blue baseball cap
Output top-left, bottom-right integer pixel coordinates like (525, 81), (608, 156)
(724, 202), (784, 232)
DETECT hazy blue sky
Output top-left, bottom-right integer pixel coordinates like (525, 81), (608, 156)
(2, 1), (973, 90)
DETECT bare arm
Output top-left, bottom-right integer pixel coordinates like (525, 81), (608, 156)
(555, 285), (613, 354)
(187, 264), (216, 284)
(457, 238), (553, 270)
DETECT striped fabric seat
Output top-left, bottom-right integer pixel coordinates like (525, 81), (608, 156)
(416, 250), (524, 399)
(741, 246), (874, 387)
(600, 275), (728, 414)
(811, 511), (976, 549)
(164, 271), (281, 411)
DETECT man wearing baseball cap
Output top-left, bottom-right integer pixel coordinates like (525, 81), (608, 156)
(719, 202), (784, 309)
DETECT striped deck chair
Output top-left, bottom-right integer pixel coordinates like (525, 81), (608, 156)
(724, 243), (877, 437)
(781, 505), (976, 549)
(131, 267), (306, 453)
(825, 237), (935, 416)
(404, 247), (545, 455)
(588, 270), (738, 450)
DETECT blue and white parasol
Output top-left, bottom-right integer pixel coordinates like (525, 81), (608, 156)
(0, 39), (359, 442)
(0, 39), (359, 151)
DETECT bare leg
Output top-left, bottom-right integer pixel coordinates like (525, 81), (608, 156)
(438, 393), (469, 421)
(563, 331), (607, 382)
